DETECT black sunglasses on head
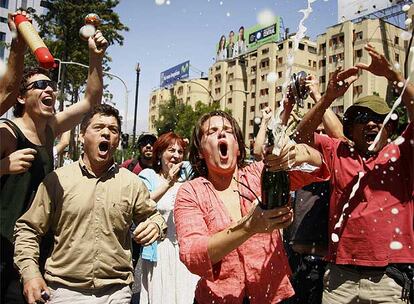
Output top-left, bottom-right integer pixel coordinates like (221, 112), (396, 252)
(354, 112), (385, 124)
(25, 80), (58, 92)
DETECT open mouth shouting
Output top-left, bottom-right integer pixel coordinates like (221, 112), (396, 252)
(98, 140), (110, 157)
(218, 140), (229, 160)
(364, 129), (379, 144)
(41, 96), (54, 108)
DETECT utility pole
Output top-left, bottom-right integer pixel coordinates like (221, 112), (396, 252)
(132, 63), (141, 146)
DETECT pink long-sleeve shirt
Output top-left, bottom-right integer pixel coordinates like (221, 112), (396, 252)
(174, 161), (329, 304)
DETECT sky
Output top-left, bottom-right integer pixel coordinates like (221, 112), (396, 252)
(106, 0), (339, 134)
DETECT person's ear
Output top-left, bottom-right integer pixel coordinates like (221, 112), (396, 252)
(16, 96), (25, 106)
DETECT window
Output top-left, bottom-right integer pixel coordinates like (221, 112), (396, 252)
(298, 43), (305, 50)
(215, 65), (221, 71)
(395, 53), (400, 63)
(0, 0), (8, 8)
(260, 88), (269, 96)
(227, 98), (232, 104)
(260, 59), (270, 68)
(250, 106), (255, 112)
(0, 17), (7, 23)
(308, 46), (317, 54)
(229, 85), (233, 91)
(288, 41), (293, 48)
(355, 31), (363, 40)
(262, 48), (269, 55)
(313, 61), (317, 68)
(21, 0), (27, 9)
(319, 59), (326, 68)
(215, 74), (222, 83)
(276, 86), (282, 93)
(251, 92), (256, 98)
(251, 79), (256, 86)
(394, 36), (399, 46)
(355, 49), (363, 58)
(215, 88), (221, 94)
(278, 57), (283, 64)
(0, 32), (5, 59)
(319, 43), (326, 54)
(228, 73), (234, 81)
(353, 85), (363, 96)
(319, 75), (326, 83)
(278, 43), (284, 50)
(308, 60), (312, 67)
(186, 97), (190, 103)
(278, 71), (283, 78)
(251, 66), (257, 73)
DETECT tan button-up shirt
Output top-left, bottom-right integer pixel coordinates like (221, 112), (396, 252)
(14, 159), (167, 288)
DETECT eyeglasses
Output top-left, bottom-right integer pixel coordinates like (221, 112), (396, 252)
(25, 80), (58, 92)
(354, 112), (385, 124)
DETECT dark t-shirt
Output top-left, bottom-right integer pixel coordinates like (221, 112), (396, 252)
(286, 181), (330, 247)
(0, 119), (54, 242)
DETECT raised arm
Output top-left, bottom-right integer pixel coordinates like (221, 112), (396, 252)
(54, 129), (71, 156)
(51, 30), (108, 135)
(295, 67), (358, 146)
(306, 74), (345, 139)
(356, 44), (414, 121)
(0, 11), (28, 116)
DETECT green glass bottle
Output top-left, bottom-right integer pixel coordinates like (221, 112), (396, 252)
(260, 127), (291, 209)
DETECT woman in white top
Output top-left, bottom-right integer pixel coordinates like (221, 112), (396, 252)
(233, 26), (247, 57)
(139, 132), (198, 304)
(216, 34), (227, 61)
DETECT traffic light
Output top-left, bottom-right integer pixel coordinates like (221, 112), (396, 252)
(121, 133), (129, 149)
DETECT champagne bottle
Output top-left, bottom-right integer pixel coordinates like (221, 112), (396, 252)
(260, 127), (290, 209)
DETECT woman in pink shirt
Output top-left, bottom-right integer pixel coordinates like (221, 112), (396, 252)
(174, 111), (329, 304)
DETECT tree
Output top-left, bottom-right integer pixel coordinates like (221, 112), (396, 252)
(29, 0), (128, 109)
(154, 97), (224, 139)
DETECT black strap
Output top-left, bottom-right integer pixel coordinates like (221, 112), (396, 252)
(0, 118), (26, 148)
(127, 158), (139, 172)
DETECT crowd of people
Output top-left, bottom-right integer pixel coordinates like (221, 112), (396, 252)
(0, 9), (413, 304)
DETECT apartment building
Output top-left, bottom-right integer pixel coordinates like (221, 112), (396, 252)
(317, 18), (407, 114)
(208, 35), (318, 143)
(147, 78), (210, 133)
(0, 0), (48, 59)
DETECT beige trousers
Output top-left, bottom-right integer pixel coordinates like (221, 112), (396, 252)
(47, 283), (131, 304)
(322, 264), (406, 304)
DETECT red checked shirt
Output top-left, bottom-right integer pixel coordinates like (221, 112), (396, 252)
(314, 122), (414, 266)
(174, 161), (329, 304)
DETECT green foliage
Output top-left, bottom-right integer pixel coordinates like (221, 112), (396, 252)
(29, 0), (128, 100)
(154, 97), (224, 139)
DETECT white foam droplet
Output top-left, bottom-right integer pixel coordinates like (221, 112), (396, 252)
(331, 233), (339, 243)
(266, 72), (278, 84)
(394, 137), (405, 146)
(337, 80), (344, 86)
(395, 227), (401, 234)
(155, 0), (165, 5)
(219, 1), (223, 5)
(397, 81), (404, 88)
(166, 0), (171, 4)
(226, 12), (230, 17)
(391, 208), (399, 215)
(390, 241), (403, 250)
(257, 9), (275, 26)
(394, 62), (400, 70)
(390, 157), (397, 162)
(405, 18), (412, 26)
(11, 30), (18, 39)
(402, 4), (411, 12)
(390, 113), (398, 121)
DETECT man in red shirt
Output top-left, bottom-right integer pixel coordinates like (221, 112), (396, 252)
(295, 44), (414, 303)
(121, 133), (157, 174)
(174, 110), (329, 304)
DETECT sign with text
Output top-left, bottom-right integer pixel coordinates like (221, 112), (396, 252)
(160, 61), (190, 88)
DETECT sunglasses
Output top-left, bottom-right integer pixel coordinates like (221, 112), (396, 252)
(139, 138), (156, 146)
(25, 80), (58, 92)
(354, 112), (385, 124)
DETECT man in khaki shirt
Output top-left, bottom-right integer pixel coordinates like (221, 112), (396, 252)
(14, 104), (167, 304)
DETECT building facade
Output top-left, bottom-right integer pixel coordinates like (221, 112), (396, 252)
(0, 0), (48, 59)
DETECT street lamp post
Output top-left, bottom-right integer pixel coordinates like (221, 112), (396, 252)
(132, 63), (141, 146)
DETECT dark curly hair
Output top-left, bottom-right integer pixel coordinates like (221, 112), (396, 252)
(14, 67), (51, 117)
(80, 104), (122, 134)
(189, 110), (246, 177)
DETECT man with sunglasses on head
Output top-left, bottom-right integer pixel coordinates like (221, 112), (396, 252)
(295, 44), (414, 304)
(0, 10), (107, 303)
